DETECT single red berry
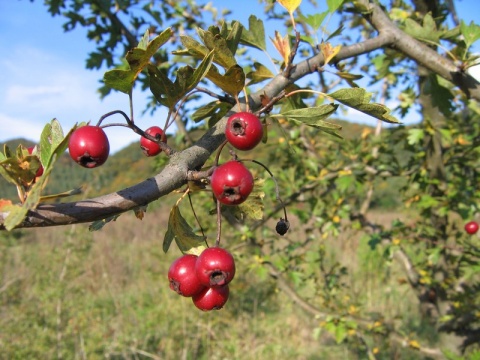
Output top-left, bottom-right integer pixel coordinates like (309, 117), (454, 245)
(168, 254), (206, 297)
(464, 221), (479, 235)
(225, 112), (264, 151)
(192, 284), (230, 311)
(211, 160), (254, 205)
(140, 126), (165, 157)
(27, 146), (44, 177)
(195, 247), (236, 287)
(68, 125), (110, 168)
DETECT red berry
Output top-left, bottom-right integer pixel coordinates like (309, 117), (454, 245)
(192, 285), (230, 311)
(140, 126), (165, 157)
(195, 247), (235, 287)
(27, 146), (44, 177)
(211, 160), (254, 205)
(465, 221), (479, 235)
(225, 112), (264, 151)
(168, 254), (206, 297)
(68, 125), (109, 168)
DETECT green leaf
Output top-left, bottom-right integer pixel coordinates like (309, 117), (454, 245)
(407, 128), (424, 145)
(149, 50), (214, 108)
(246, 62), (274, 85)
(197, 27), (237, 69)
(239, 15), (266, 51)
(163, 205), (206, 255)
(329, 88), (401, 123)
(103, 28), (172, 94)
(403, 13), (439, 43)
(327, 0), (344, 13)
(89, 215), (120, 231)
(191, 100), (233, 124)
(224, 21), (243, 56)
(302, 11), (328, 31)
(460, 20), (480, 51)
(236, 179), (265, 221)
(207, 64), (245, 97)
(271, 105), (343, 138)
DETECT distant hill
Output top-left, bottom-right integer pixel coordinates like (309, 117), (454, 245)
(0, 119), (382, 203)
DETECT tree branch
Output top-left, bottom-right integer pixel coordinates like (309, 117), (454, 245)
(357, 0), (480, 100)
(3, 13), (476, 229)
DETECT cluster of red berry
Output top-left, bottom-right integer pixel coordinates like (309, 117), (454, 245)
(168, 248), (235, 311)
(67, 124), (165, 168)
(65, 111), (282, 312)
(210, 111), (263, 205)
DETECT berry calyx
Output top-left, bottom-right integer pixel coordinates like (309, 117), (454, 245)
(211, 160), (254, 206)
(27, 146), (44, 177)
(68, 125), (110, 168)
(195, 247), (236, 287)
(140, 126), (165, 157)
(465, 221), (479, 235)
(192, 284), (230, 311)
(225, 112), (264, 151)
(168, 254), (206, 297)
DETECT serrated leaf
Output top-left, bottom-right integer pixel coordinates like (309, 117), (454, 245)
(149, 50), (214, 108)
(164, 205), (206, 254)
(404, 13), (439, 43)
(246, 62), (274, 86)
(3, 204), (28, 231)
(89, 215), (120, 231)
(191, 100), (233, 124)
(207, 64), (245, 97)
(272, 105), (343, 138)
(327, 0), (344, 13)
(239, 15), (266, 51)
(329, 88), (401, 123)
(197, 27), (237, 69)
(320, 42), (342, 66)
(277, 0), (302, 14)
(224, 21), (243, 56)
(237, 179), (265, 220)
(271, 31), (291, 66)
(302, 11), (328, 31)
(461, 20), (480, 52)
(103, 28), (172, 94)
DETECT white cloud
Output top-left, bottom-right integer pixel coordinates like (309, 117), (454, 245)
(0, 45), (163, 153)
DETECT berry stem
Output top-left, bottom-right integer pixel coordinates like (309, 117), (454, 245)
(215, 198), (222, 247)
(240, 158), (289, 223)
(187, 191), (206, 240)
(213, 140), (229, 167)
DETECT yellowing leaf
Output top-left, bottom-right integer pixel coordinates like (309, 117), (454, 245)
(271, 31), (291, 66)
(277, 0), (302, 14)
(320, 42), (342, 66)
(408, 340), (421, 349)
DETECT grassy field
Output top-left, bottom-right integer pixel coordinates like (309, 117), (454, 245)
(0, 200), (431, 360)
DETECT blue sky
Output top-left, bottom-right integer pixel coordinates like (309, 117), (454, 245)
(1, 1), (479, 153)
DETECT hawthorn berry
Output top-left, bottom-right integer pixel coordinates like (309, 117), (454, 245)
(225, 111), (264, 151)
(464, 221), (479, 235)
(140, 126), (165, 157)
(27, 146), (44, 177)
(168, 254), (206, 297)
(195, 247), (236, 287)
(211, 160), (254, 205)
(192, 284), (230, 311)
(68, 125), (110, 168)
